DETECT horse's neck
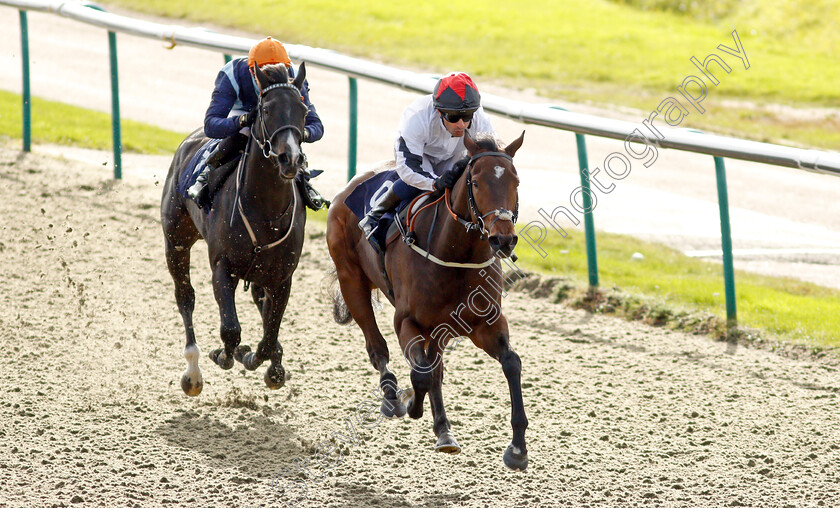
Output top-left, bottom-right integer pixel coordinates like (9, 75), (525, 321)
(426, 180), (492, 264)
(239, 146), (295, 221)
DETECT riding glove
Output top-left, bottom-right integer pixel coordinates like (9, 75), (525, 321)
(433, 169), (460, 192)
(238, 113), (255, 128)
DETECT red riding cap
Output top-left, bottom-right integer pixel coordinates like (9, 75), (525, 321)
(433, 72), (481, 113)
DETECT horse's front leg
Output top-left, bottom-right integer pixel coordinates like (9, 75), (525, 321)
(473, 318), (529, 471)
(208, 260), (240, 370)
(236, 278), (291, 389)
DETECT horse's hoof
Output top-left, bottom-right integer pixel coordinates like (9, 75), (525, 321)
(264, 364), (286, 389)
(233, 345), (252, 363)
(209, 348), (234, 370)
(399, 387), (414, 408)
(503, 444), (528, 471)
(380, 397), (407, 419)
(435, 431), (461, 454)
(180, 373), (203, 397)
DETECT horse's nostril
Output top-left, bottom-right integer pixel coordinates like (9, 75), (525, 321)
(489, 235), (515, 253)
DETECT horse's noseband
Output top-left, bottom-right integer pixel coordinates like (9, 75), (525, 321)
(252, 82), (304, 160)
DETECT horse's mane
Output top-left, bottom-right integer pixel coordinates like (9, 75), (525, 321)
(452, 134), (501, 175)
(471, 134), (501, 152)
(260, 63), (291, 85)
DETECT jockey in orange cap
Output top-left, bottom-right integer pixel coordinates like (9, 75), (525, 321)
(188, 37), (326, 209)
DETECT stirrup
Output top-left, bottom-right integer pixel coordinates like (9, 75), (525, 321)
(297, 177), (328, 211)
(187, 171), (209, 201)
(359, 216), (380, 240)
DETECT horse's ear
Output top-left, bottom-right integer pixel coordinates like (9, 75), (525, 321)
(505, 130), (525, 158)
(463, 129), (480, 155)
(292, 61), (306, 90)
(254, 64), (270, 90)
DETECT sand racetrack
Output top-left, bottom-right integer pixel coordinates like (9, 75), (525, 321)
(1, 143), (839, 507)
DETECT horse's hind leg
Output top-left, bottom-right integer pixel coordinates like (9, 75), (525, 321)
(426, 341), (460, 454)
(250, 284), (266, 314)
(338, 271), (406, 418)
(208, 260), (240, 370)
(397, 318), (433, 421)
(237, 278), (291, 389)
(164, 236), (202, 396)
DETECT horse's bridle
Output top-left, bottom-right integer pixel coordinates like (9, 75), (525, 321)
(251, 82), (304, 159)
(233, 81), (305, 290)
(446, 151), (520, 239)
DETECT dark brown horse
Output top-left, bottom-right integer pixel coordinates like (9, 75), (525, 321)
(326, 132), (529, 470)
(161, 63), (309, 396)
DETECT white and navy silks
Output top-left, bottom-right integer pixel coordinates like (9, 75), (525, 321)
(204, 57), (324, 142)
(391, 95), (495, 201)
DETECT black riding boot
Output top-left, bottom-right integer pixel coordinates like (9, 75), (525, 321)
(358, 187), (402, 239)
(187, 133), (248, 201)
(296, 167), (328, 211)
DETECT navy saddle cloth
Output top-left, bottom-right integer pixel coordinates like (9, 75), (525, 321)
(344, 170), (411, 250)
(176, 138), (223, 199)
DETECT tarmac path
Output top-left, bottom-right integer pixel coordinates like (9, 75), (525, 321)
(2, 6), (840, 292)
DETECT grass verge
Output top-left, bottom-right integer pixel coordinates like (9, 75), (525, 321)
(0, 90), (186, 154)
(102, 0), (840, 150)
(513, 228), (840, 352)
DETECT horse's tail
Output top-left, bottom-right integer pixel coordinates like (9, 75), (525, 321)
(327, 268), (354, 325)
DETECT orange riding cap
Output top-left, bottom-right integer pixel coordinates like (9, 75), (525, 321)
(248, 37), (291, 68)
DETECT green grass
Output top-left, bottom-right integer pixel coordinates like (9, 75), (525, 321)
(0, 90), (185, 154)
(4, 3), (839, 350)
(102, 0), (840, 149)
(515, 228), (840, 349)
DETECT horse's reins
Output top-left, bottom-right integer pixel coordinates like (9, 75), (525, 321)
(403, 151), (519, 269)
(233, 81), (304, 289)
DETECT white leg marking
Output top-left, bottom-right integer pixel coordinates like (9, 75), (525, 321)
(184, 344), (202, 381)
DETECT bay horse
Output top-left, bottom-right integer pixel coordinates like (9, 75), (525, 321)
(161, 63), (309, 396)
(326, 132), (529, 470)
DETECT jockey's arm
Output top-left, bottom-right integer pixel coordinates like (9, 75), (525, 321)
(204, 70), (242, 139)
(395, 135), (436, 191)
(300, 79), (324, 143)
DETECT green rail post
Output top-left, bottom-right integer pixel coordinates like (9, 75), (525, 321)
(223, 54), (232, 64)
(348, 77), (358, 181)
(550, 107), (598, 287)
(86, 4), (122, 178)
(19, 10), (32, 152)
(714, 156), (737, 326)
(576, 133), (599, 287)
(107, 30), (122, 179)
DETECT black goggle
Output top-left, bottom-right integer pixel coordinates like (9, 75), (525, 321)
(440, 110), (475, 123)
